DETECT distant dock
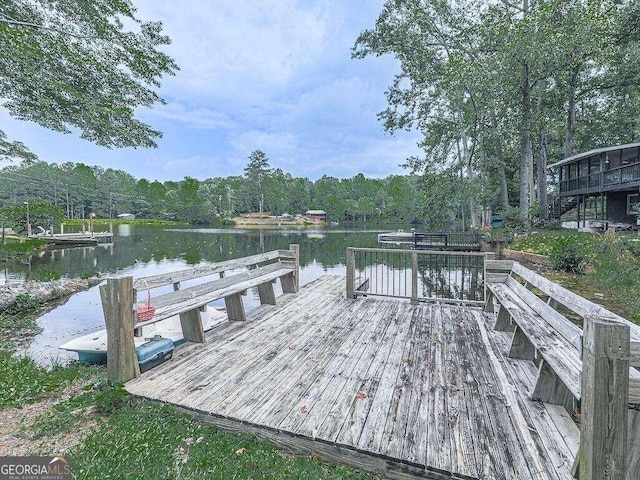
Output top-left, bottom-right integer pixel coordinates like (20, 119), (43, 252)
(32, 232), (113, 246)
(378, 231), (481, 251)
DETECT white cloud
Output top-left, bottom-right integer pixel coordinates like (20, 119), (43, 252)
(139, 0), (331, 100)
(149, 102), (236, 130)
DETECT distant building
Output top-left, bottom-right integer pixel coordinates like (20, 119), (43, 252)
(116, 213), (135, 220)
(305, 210), (327, 223)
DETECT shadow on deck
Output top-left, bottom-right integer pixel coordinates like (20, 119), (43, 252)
(125, 275), (576, 480)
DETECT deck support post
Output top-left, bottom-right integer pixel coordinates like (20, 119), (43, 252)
(179, 309), (205, 343)
(257, 282), (276, 305)
(508, 326), (536, 360)
(346, 247), (355, 299)
(101, 276), (139, 382)
(225, 293), (246, 321)
(493, 305), (513, 332)
(531, 359), (575, 413)
(578, 316), (629, 480)
(282, 244), (299, 294)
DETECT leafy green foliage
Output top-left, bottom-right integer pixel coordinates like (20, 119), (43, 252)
(354, 0), (640, 224)
(0, 160), (427, 225)
(549, 239), (588, 274)
(501, 207), (526, 233)
(5, 293), (40, 315)
(1, 201), (64, 234)
(0, 0), (178, 156)
(512, 230), (640, 323)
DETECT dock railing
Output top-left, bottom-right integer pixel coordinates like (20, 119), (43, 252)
(346, 247), (486, 305)
(413, 231), (480, 250)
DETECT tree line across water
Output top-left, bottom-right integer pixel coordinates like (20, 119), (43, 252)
(0, 152), (427, 232)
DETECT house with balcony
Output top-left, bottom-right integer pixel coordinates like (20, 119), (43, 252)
(550, 142), (640, 228)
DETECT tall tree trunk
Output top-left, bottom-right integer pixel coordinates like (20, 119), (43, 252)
(490, 110), (510, 209)
(536, 80), (548, 222)
(537, 132), (548, 222)
(564, 66), (580, 158)
(458, 110), (479, 228)
(519, 63), (534, 220)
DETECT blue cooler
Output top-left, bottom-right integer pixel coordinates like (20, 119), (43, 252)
(136, 335), (174, 372)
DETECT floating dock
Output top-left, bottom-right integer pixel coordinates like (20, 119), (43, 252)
(32, 232), (113, 246)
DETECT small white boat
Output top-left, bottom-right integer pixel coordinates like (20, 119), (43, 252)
(59, 308), (227, 363)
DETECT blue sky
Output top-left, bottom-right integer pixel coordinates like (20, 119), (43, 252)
(1, 0), (422, 182)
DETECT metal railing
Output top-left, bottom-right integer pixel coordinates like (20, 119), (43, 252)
(346, 247), (486, 305)
(413, 232), (480, 250)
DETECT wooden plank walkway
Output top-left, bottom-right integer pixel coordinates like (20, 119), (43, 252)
(125, 276), (576, 479)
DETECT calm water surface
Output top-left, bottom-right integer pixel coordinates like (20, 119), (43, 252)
(12, 225), (385, 364)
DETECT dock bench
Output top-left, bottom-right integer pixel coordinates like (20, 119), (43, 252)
(101, 245), (299, 382)
(485, 259), (640, 411)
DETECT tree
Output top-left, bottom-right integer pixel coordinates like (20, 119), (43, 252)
(243, 150), (272, 214)
(0, 0), (178, 160)
(2, 201), (64, 234)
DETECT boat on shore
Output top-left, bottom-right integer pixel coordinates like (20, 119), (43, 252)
(59, 307), (227, 363)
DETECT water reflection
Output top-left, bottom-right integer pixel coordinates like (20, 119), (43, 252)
(18, 226), (486, 364)
(21, 225), (384, 364)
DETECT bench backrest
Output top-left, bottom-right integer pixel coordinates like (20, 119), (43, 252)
(486, 259), (640, 365)
(509, 261), (640, 343)
(134, 248), (298, 291)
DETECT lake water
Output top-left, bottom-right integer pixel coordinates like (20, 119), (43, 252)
(14, 225), (386, 364)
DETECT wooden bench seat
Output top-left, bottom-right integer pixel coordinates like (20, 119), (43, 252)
(485, 258), (640, 410)
(139, 261), (295, 324)
(487, 281), (581, 410)
(101, 245), (300, 382)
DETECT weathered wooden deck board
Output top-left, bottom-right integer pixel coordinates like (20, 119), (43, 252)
(126, 275), (576, 480)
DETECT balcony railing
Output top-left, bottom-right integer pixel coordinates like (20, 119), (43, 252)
(559, 161), (640, 193)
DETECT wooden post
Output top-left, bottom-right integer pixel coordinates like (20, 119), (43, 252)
(179, 309), (205, 343)
(484, 252), (495, 303)
(579, 316), (630, 480)
(257, 282), (276, 305)
(411, 252), (418, 305)
(291, 243), (299, 292)
(225, 293), (246, 321)
(346, 247), (355, 299)
(100, 276), (139, 382)
(282, 244), (299, 294)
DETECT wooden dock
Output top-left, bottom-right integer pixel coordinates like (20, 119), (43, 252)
(33, 232), (113, 246)
(125, 276), (578, 479)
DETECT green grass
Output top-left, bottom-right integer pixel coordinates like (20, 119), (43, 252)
(0, 237), (46, 257)
(2, 303), (371, 478)
(66, 400), (370, 480)
(63, 218), (187, 226)
(22, 377), (372, 479)
(0, 353), (100, 409)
